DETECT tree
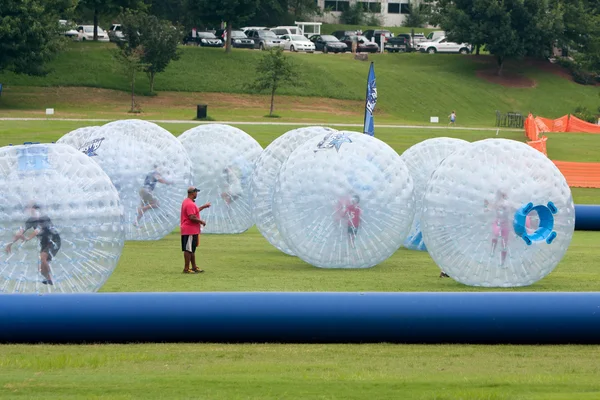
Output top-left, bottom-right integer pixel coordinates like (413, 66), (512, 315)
(75, 0), (147, 41)
(187, 0), (260, 53)
(0, 0), (77, 76)
(246, 47), (299, 116)
(119, 10), (182, 93)
(432, 0), (564, 75)
(113, 45), (147, 113)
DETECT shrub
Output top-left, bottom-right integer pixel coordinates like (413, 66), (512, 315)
(341, 3), (363, 25)
(364, 12), (382, 27)
(573, 106), (598, 123)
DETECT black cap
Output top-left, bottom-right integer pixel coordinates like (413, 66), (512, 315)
(187, 187), (199, 193)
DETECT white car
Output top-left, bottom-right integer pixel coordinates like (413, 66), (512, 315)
(281, 34), (315, 52)
(76, 25), (110, 42)
(416, 36), (471, 54)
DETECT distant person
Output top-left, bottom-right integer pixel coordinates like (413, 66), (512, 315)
(484, 189), (510, 267)
(181, 187), (211, 274)
(448, 110), (457, 126)
(336, 194), (362, 248)
(135, 165), (173, 226)
(220, 166), (243, 206)
(5, 203), (61, 285)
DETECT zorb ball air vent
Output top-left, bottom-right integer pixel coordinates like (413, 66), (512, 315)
(58, 119), (193, 241)
(251, 126), (338, 255)
(400, 137), (470, 251)
(273, 130), (415, 269)
(178, 124), (263, 234)
(421, 138), (575, 287)
(0, 143), (124, 293)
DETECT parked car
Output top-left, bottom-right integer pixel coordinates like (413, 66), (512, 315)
(76, 25), (110, 42)
(59, 20), (79, 39)
(183, 31), (224, 47)
(416, 37), (471, 54)
(281, 34), (315, 52)
(309, 34), (348, 53)
(339, 35), (379, 53)
(270, 26), (302, 37)
(214, 29), (255, 48)
(241, 26), (267, 33)
(363, 29), (393, 47)
(245, 29), (285, 50)
(331, 30), (358, 40)
(426, 30), (446, 42)
(384, 36), (408, 53)
(108, 24), (125, 42)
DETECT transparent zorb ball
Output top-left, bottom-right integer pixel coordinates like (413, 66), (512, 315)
(421, 138), (575, 287)
(273, 130), (415, 269)
(178, 124), (263, 234)
(0, 143), (124, 293)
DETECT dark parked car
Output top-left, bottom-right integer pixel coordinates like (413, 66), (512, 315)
(363, 29), (392, 45)
(340, 35), (379, 53)
(309, 34), (348, 53)
(214, 29), (255, 48)
(331, 30), (357, 40)
(384, 36), (408, 53)
(183, 31), (224, 47)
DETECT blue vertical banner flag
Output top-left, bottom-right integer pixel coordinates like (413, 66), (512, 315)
(363, 62), (377, 136)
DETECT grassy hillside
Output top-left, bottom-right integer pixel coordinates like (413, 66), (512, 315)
(0, 42), (598, 125)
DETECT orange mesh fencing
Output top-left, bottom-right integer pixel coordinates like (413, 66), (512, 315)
(567, 115), (600, 134)
(527, 135), (547, 156)
(553, 161), (600, 188)
(524, 113), (539, 140)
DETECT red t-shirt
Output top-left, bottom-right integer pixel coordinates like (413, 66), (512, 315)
(181, 198), (200, 235)
(346, 204), (361, 227)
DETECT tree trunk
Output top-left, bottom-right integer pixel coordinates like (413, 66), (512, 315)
(225, 22), (232, 54)
(496, 55), (504, 76)
(150, 71), (155, 94)
(93, 7), (99, 41)
(269, 86), (276, 116)
(475, 45), (480, 55)
(131, 70), (135, 113)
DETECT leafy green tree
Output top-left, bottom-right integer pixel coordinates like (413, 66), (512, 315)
(187, 0), (260, 53)
(0, 0), (77, 76)
(433, 0), (564, 75)
(113, 44), (147, 113)
(247, 47), (299, 116)
(119, 10), (182, 93)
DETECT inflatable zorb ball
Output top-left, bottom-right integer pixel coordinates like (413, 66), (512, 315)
(178, 124), (263, 234)
(59, 126), (101, 150)
(273, 131), (415, 269)
(0, 143), (124, 293)
(251, 126), (338, 255)
(58, 119), (192, 241)
(421, 138), (575, 287)
(400, 137), (470, 251)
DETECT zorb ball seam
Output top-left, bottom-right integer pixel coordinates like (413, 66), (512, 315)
(0, 143), (124, 294)
(178, 124), (263, 234)
(250, 126), (338, 255)
(58, 119), (193, 241)
(421, 138), (575, 287)
(273, 130), (416, 269)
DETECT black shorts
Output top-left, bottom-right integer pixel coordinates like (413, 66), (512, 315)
(40, 235), (61, 261)
(348, 226), (358, 236)
(181, 234), (199, 253)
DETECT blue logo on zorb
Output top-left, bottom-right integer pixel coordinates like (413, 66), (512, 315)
(366, 79), (377, 114)
(79, 137), (105, 157)
(314, 132), (353, 153)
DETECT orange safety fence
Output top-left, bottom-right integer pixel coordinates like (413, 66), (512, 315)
(527, 113), (600, 134)
(553, 161), (600, 188)
(526, 135), (548, 155)
(568, 115), (600, 134)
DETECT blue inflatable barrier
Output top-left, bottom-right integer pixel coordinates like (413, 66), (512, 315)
(1, 292), (600, 344)
(575, 204), (600, 231)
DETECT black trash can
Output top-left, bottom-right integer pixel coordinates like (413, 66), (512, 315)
(196, 104), (207, 119)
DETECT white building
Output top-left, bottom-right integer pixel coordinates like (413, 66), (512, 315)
(316, 0), (412, 27)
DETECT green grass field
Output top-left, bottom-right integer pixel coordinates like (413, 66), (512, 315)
(1, 83), (600, 397)
(0, 42), (598, 126)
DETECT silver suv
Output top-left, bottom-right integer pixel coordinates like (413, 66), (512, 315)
(246, 29), (285, 50)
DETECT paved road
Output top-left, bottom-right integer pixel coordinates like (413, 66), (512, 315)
(0, 117), (522, 132)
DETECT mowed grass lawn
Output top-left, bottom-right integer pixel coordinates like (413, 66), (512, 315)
(0, 42), (599, 125)
(1, 120), (600, 399)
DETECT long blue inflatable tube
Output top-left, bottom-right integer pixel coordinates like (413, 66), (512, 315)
(575, 205), (600, 231)
(2, 292), (600, 344)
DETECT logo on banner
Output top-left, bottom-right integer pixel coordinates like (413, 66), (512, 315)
(366, 79), (377, 114)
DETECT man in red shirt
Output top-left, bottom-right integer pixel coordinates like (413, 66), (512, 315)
(181, 187), (211, 274)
